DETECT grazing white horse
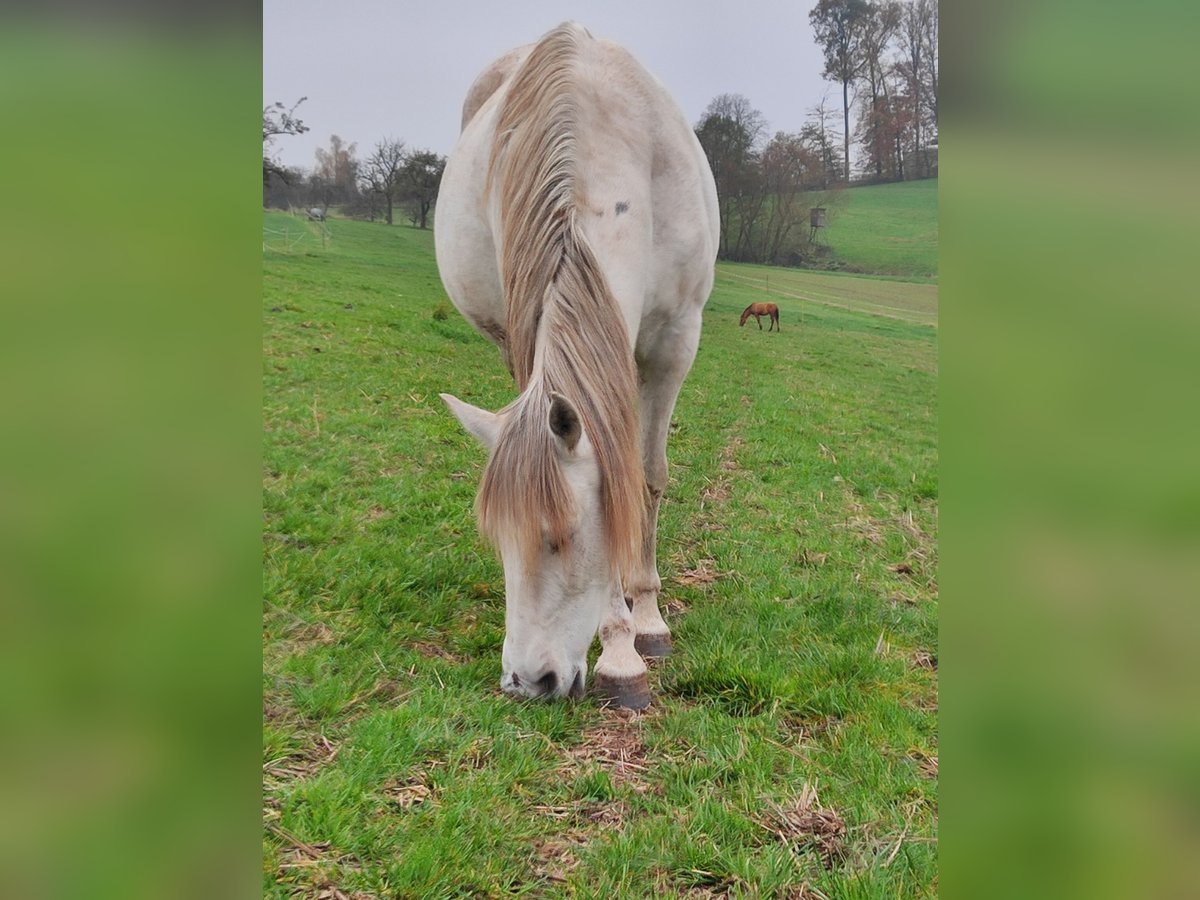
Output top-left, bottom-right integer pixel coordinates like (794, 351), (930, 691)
(435, 22), (718, 708)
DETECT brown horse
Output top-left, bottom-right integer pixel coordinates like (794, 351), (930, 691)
(739, 302), (780, 331)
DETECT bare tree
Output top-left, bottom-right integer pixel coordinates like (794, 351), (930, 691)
(695, 94), (767, 258)
(262, 97), (308, 186)
(359, 138), (407, 225)
(758, 133), (822, 262)
(313, 135), (360, 211)
(809, 0), (871, 182)
(702, 93), (768, 147)
(401, 150), (446, 229)
(857, 1), (902, 180)
(919, 0), (938, 142)
(802, 94), (843, 187)
(898, 0), (937, 177)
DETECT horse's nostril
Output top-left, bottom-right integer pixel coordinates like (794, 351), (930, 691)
(568, 668), (584, 699)
(533, 670), (558, 696)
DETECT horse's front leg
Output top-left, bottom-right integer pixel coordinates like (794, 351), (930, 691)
(757, 315), (763, 330)
(593, 590), (650, 709)
(628, 326), (700, 659)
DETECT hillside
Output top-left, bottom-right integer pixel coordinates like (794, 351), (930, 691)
(820, 178), (938, 280)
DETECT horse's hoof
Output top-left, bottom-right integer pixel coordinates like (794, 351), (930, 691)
(593, 670), (652, 710)
(635, 632), (673, 658)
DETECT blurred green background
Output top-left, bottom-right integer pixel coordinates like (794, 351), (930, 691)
(942, 1), (1200, 897)
(2, 2), (1198, 897)
(0, 13), (260, 900)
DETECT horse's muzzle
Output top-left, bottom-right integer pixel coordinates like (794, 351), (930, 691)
(503, 666), (585, 700)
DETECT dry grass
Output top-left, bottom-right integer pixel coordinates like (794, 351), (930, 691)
(672, 558), (733, 587)
(910, 750), (939, 780)
(264, 734), (339, 791)
(758, 782), (848, 870)
(268, 822), (372, 899)
(562, 710), (652, 792)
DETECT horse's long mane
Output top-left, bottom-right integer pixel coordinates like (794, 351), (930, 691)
(475, 22), (644, 578)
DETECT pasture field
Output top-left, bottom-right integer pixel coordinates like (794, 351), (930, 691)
(263, 211), (938, 898)
(821, 179), (938, 280)
(716, 264), (938, 329)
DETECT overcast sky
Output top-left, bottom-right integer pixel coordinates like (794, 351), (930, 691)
(264, 0), (837, 172)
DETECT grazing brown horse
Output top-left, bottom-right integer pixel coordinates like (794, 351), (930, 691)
(739, 302), (780, 331)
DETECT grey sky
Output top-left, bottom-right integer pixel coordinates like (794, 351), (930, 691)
(264, 0), (836, 172)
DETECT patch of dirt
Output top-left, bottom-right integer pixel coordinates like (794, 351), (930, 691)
(909, 689), (938, 716)
(797, 549), (829, 568)
(381, 772), (435, 810)
(264, 733), (339, 789)
(719, 436), (745, 471)
(779, 713), (841, 743)
(410, 641), (466, 663)
(838, 488), (886, 546)
(307, 888), (377, 900)
(781, 885), (828, 900)
(362, 505), (390, 522)
(676, 879), (745, 899)
(661, 596), (690, 616)
(268, 823), (371, 899)
(757, 782), (847, 870)
(671, 558), (732, 587)
(456, 738), (490, 770)
(288, 621), (337, 649)
(697, 432), (745, 505)
(910, 750), (938, 779)
(700, 477), (731, 503)
(912, 650), (937, 670)
(263, 695), (294, 725)
(562, 710), (651, 792)
(659, 864), (753, 899)
(529, 799), (630, 884)
(533, 831), (591, 883)
(343, 677), (410, 711)
(533, 798), (629, 830)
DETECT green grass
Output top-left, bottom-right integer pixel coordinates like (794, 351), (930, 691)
(263, 210), (938, 897)
(822, 179), (938, 280)
(716, 262), (939, 328)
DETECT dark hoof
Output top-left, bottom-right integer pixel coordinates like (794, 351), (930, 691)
(634, 633), (673, 658)
(593, 671), (652, 710)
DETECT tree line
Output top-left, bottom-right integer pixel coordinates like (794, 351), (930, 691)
(695, 92), (844, 265)
(809, 0), (938, 183)
(263, 0), (936, 256)
(263, 101), (446, 229)
(693, 0), (937, 264)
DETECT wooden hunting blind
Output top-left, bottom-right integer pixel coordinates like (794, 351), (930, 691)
(809, 206), (826, 242)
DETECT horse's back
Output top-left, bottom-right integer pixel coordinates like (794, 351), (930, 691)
(575, 37), (718, 340)
(435, 24), (718, 359)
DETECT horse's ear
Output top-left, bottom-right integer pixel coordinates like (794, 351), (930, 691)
(440, 393), (501, 450)
(547, 392), (581, 455)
